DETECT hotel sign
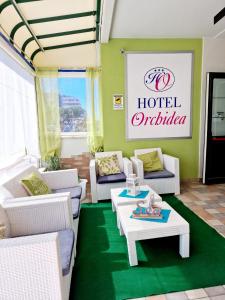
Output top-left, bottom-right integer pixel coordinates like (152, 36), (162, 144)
(125, 52), (193, 139)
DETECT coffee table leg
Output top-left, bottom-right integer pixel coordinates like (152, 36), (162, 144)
(117, 212), (120, 229)
(127, 238), (138, 266)
(179, 233), (189, 258)
(119, 219), (124, 236)
(112, 201), (115, 212)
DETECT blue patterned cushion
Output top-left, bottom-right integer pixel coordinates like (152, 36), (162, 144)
(144, 169), (174, 179)
(53, 186), (82, 199)
(58, 229), (74, 276)
(72, 198), (80, 219)
(97, 172), (126, 184)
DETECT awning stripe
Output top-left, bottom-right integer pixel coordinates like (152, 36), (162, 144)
(10, 11), (97, 41)
(22, 27), (96, 53)
(31, 39), (96, 61)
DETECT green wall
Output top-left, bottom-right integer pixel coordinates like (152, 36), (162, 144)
(101, 39), (202, 179)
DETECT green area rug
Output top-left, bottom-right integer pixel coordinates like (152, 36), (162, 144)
(70, 196), (225, 300)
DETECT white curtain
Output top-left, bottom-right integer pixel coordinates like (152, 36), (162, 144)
(0, 47), (39, 168)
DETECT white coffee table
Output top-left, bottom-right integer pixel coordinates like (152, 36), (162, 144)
(117, 201), (190, 266)
(111, 185), (162, 213)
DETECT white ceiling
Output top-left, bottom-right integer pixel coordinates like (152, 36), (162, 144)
(109, 0), (225, 39)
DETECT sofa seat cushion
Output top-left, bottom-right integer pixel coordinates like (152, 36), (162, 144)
(53, 186), (82, 199)
(144, 169), (175, 179)
(97, 172), (126, 184)
(58, 229), (74, 276)
(71, 198), (80, 219)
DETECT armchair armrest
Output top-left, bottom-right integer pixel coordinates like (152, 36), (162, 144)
(130, 157), (144, 181)
(0, 232), (63, 299)
(89, 159), (97, 203)
(163, 154), (179, 175)
(89, 159), (97, 183)
(122, 158), (133, 177)
(3, 192), (70, 204)
(3, 194), (73, 237)
(40, 169), (79, 189)
(163, 154), (180, 195)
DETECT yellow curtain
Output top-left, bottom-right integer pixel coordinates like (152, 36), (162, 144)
(35, 69), (61, 161)
(86, 67), (104, 154)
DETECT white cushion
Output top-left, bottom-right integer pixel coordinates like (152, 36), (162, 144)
(1, 166), (42, 199)
(0, 186), (13, 202)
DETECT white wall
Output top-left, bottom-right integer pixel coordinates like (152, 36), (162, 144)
(199, 38), (225, 178)
(60, 136), (88, 157)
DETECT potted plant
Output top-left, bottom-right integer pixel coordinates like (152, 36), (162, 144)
(44, 154), (60, 171)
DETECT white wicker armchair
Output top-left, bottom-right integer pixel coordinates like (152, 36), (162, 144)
(0, 165), (83, 242)
(0, 194), (74, 300)
(131, 148), (180, 195)
(90, 151), (133, 203)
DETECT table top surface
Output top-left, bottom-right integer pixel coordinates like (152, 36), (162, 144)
(111, 185), (162, 203)
(117, 201), (189, 233)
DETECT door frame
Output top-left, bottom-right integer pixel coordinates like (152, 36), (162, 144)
(203, 72), (225, 183)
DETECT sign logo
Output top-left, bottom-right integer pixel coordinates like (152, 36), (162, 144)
(144, 67), (175, 92)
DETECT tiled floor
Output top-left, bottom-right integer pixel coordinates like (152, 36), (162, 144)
(179, 181), (225, 238)
(131, 181), (225, 300)
(82, 181), (225, 300)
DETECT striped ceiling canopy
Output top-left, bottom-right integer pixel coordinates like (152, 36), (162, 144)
(0, 0), (100, 67)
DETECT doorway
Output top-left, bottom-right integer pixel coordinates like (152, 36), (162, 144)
(203, 72), (225, 183)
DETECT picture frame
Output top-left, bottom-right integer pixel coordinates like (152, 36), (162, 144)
(125, 51), (193, 140)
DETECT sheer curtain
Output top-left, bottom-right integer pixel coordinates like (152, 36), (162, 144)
(86, 67), (104, 154)
(35, 70), (61, 161)
(0, 47), (39, 168)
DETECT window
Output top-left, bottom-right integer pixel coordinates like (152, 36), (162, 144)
(58, 74), (87, 135)
(0, 46), (39, 168)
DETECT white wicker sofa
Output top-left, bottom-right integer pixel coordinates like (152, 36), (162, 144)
(0, 193), (74, 300)
(0, 165), (82, 245)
